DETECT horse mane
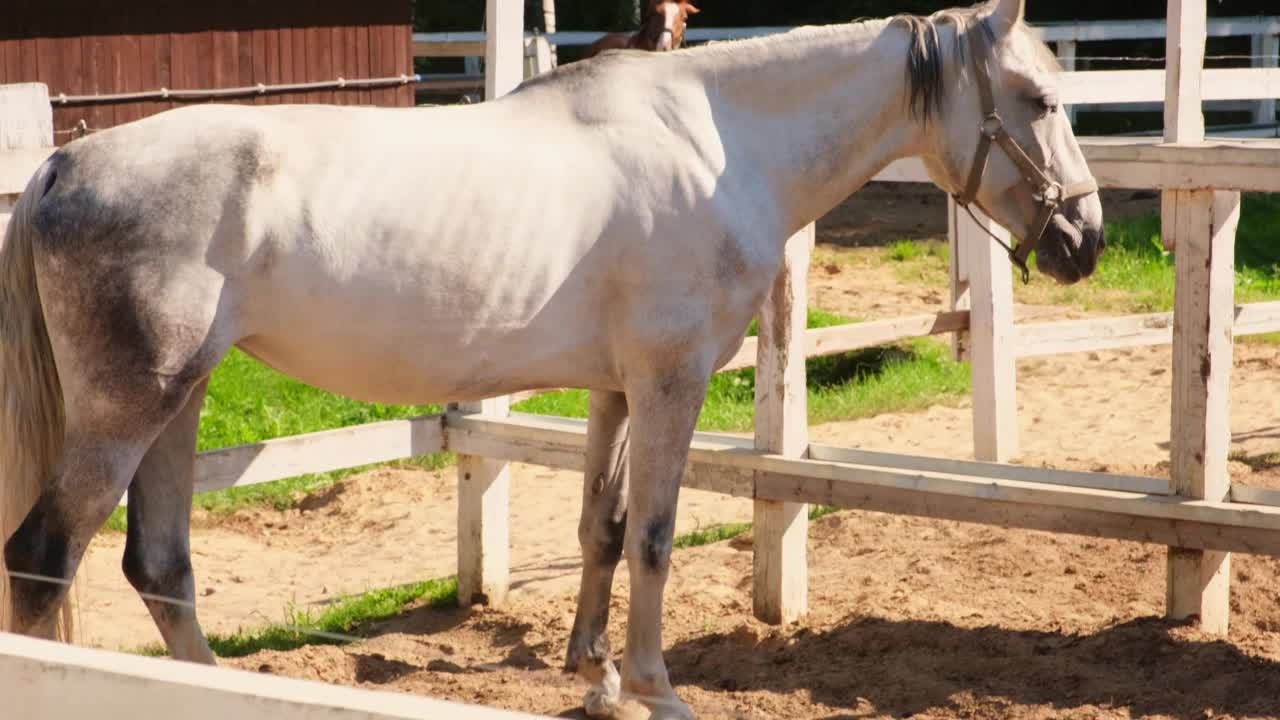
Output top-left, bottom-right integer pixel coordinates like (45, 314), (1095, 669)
(890, 3), (1059, 126)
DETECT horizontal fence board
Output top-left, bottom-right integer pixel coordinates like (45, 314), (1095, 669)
(129, 414), (445, 504)
(1016, 302), (1280, 358)
(444, 413), (1280, 555)
(413, 17), (1280, 54)
(0, 632), (551, 720)
(720, 311), (970, 372)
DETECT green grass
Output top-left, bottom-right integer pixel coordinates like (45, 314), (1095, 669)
(198, 349), (442, 451)
(518, 308), (971, 433)
(138, 577), (459, 659)
(1017, 192), (1280, 313)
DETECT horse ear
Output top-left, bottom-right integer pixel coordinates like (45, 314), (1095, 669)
(987, 0), (1024, 35)
(684, 2), (700, 14)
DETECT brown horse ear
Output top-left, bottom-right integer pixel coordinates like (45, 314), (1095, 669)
(684, 3), (700, 13)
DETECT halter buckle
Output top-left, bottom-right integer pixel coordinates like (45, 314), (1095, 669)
(1033, 181), (1064, 206)
(978, 113), (1003, 139)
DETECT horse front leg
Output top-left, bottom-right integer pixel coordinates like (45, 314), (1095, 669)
(618, 366), (709, 720)
(566, 390), (630, 717)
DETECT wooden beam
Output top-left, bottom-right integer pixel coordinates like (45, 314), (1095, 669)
(182, 415), (445, 501)
(752, 224), (812, 625)
(719, 311), (970, 372)
(1014, 302), (1280, 358)
(0, 632), (552, 720)
(1166, 189), (1239, 635)
(451, 399), (511, 607)
(484, 0), (524, 100)
(441, 412), (1280, 556)
(956, 205), (1017, 462)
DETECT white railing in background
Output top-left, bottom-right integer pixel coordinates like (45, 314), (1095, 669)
(414, 15), (1280, 131)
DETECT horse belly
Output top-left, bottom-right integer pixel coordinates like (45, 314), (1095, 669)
(235, 284), (614, 405)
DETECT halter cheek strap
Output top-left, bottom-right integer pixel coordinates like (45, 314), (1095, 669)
(952, 30), (1099, 283)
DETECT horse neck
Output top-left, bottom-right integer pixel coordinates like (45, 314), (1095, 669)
(685, 21), (935, 235)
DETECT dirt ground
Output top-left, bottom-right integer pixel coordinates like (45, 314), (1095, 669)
(73, 185), (1280, 719)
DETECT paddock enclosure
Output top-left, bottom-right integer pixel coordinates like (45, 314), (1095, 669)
(4, 0), (1280, 717)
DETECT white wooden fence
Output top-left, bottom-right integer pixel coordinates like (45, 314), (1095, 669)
(2, 0), (1280, 710)
(414, 15), (1280, 128)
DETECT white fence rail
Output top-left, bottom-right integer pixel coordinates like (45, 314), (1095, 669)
(414, 15), (1280, 128)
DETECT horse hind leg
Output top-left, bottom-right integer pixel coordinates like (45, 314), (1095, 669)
(122, 378), (215, 664)
(4, 417), (169, 639)
(566, 390), (630, 717)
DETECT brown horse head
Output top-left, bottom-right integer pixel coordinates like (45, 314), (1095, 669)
(635, 0), (700, 51)
(584, 0), (699, 58)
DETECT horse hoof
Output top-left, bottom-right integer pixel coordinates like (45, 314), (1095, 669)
(644, 698), (694, 720)
(584, 687), (623, 718)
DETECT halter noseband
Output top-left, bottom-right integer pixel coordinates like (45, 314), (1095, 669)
(952, 29), (1098, 283)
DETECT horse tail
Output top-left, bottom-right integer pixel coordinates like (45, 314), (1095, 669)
(0, 157), (76, 641)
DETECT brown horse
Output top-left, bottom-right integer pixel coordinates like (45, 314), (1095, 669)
(584, 0), (700, 58)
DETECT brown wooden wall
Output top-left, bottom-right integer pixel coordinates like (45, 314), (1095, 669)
(0, 0), (414, 144)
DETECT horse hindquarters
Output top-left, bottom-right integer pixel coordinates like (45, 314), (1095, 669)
(2, 152), (228, 643)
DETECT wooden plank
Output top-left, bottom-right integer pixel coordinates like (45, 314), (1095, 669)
(719, 311), (970, 372)
(957, 205), (1017, 462)
(0, 632), (553, 720)
(0, 146), (55, 196)
(392, 19), (412, 106)
(1166, 189), (1238, 635)
(263, 23), (280, 106)
(1166, 0), (1207, 143)
(441, 412), (1280, 556)
(1016, 312), (1175, 357)
(485, 0), (524, 100)
(451, 399), (511, 607)
(808, 445), (1170, 496)
(355, 23), (372, 106)
(752, 224), (812, 625)
(0, 84), (52, 152)
(152, 415), (445, 502)
(1014, 302), (1280, 357)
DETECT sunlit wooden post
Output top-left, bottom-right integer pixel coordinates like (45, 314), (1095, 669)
(456, 0), (524, 608)
(752, 223), (813, 625)
(949, 199), (1018, 462)
(1161, 0), (1234, 635)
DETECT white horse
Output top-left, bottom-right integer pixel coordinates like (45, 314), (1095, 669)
(0, 0), (1102, 717)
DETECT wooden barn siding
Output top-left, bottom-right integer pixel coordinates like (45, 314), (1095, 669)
(0, 0), (413, 144)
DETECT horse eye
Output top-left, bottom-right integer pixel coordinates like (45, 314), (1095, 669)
(1036, 95), (1060, 114)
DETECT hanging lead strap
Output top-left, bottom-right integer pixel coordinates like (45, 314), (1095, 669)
(956, 199), (1031, 284)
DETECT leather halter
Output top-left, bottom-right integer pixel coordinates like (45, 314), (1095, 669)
(953, 30), (1099, 283)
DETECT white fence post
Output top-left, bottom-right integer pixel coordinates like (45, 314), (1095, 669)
(752, 223), (813, 625)
(953, 202), (1018, 462)
(1056, 40), (1079, 125)
(1161, 0), (1233, 634)
(0, 83), (54, 219)
(485, 0), (525, 100)
(1166, 190), (1238, 634)
(455, 0), (525, 608)
(455, 397), (511, 607)
(1252, 33), (1278, 126)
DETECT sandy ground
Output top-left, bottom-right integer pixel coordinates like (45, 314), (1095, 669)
(67, 185), (1280, 718)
